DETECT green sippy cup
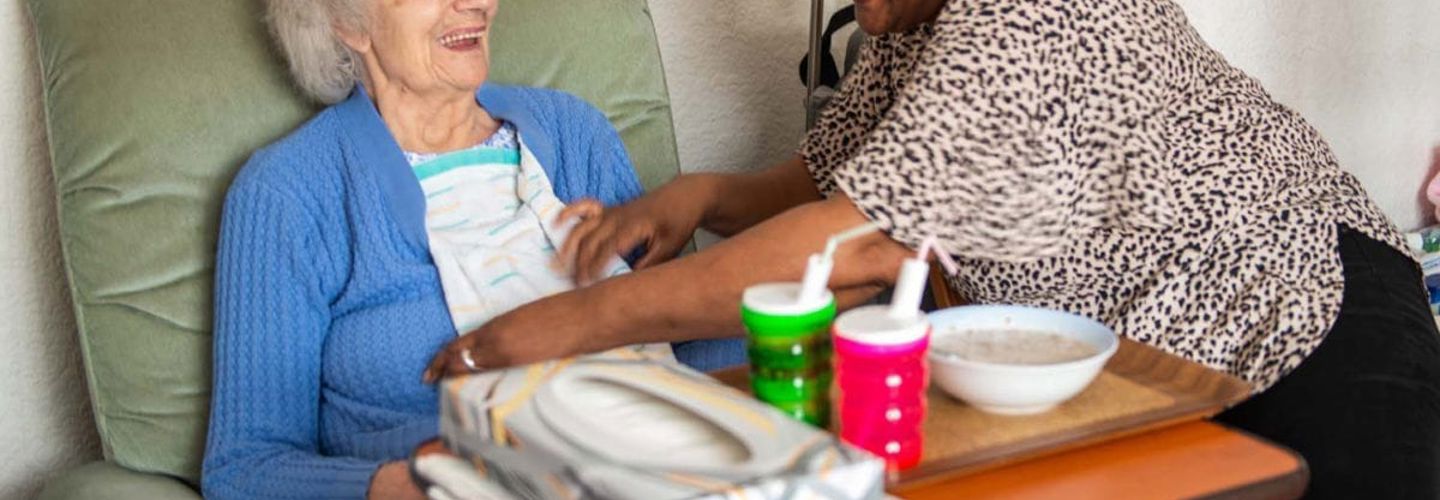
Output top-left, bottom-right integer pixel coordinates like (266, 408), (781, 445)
(741, 280), (836, 428)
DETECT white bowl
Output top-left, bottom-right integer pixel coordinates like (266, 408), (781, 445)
(926, 305), (1119, 415)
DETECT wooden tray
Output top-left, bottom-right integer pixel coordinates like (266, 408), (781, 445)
(711, 338), (1251, 489)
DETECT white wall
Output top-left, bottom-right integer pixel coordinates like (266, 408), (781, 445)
(649, 2), (846, 247)
(1, 0), (1437, 497)
(650, 2), (832, 174)
(0, 2), (101, 499)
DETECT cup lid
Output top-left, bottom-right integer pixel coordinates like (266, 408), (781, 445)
(742, 283), (835, 316)
(833, 305), (930, 345)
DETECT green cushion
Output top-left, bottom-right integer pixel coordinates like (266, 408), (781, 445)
(489, 3), (681, 191)
(27, 0), (679, 484)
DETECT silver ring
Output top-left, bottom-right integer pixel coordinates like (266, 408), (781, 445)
(460, 348), (479, 372)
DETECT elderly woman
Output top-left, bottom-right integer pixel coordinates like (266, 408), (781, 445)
(428, 0), (1440, 497)
(201, 0), (741, 498)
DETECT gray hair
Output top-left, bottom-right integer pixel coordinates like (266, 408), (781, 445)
(266, 1), (372, 104)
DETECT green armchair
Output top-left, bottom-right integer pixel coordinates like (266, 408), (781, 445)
(28, 0), (684, 497)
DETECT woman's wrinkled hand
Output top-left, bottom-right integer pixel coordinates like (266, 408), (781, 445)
(422, 295), (605, 383)
(556, 176), (715, 285)
(368, 461), (425, 500)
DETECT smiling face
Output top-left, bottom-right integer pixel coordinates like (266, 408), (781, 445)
(340, 0), (498, 98)
(853, 0), (947, 35)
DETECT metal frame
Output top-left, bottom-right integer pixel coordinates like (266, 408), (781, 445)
(805, 0), (826, 128)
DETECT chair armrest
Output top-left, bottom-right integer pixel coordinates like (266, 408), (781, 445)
(40, 461), (199, 500)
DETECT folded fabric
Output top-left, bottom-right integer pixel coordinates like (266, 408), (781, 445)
(412, 128), (631, 334)
(422, 349), (884, 499)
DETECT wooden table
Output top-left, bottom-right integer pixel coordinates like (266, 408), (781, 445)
(417, 419), (1305, 499)
(893, 420), (1308, 499)
(911, 277), (1307, 496)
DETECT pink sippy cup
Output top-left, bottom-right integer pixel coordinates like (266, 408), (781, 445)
(832, 256), (934, 472)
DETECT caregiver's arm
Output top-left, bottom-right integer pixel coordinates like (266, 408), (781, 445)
(698, 155), (821, 236)
(560, 156), (819, 283)
(427, 193), (909, 377)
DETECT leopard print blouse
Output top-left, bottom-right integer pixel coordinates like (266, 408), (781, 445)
(801, 0), (1409, 392)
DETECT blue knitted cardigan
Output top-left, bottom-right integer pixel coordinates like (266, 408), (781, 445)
(202, 85), (744, 499)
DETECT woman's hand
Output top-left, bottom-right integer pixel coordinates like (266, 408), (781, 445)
(369, 461), (425, 500)
(424, 195), (910, 383)
(422, 291), (609, 382)
(558, 158), (821, 285)
(557, 175), (717, 285)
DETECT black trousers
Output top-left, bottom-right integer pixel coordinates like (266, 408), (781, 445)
(1217, 227), (1440, 499)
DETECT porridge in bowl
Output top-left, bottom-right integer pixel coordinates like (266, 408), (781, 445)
(933, 329), (1099, 365)
(926, 305), (1119, 415)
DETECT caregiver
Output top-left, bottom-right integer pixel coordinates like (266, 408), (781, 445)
(427, 0), (1440, 497)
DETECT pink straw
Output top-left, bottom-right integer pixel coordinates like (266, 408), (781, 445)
(918, 236), (959, 276)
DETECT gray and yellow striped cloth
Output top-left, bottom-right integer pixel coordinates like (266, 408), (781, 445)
(420, 349), (884, 499)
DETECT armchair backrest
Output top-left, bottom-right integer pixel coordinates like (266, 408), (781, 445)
(26, 0), (680, 483)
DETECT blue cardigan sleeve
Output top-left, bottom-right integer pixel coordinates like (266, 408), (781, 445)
(575, 102), (644, 207)
(202, 172), (379, 499)
(564, 93), (647, 265)
(526, 89), (643, 207)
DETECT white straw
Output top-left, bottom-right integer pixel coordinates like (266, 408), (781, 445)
(887, 236), (959, 319)
(822, 222), (882, 260)
(799, 222), (883, 305)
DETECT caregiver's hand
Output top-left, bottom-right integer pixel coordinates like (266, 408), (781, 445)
(422, 291), (603, 382)
(557, 175), (716, 284)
